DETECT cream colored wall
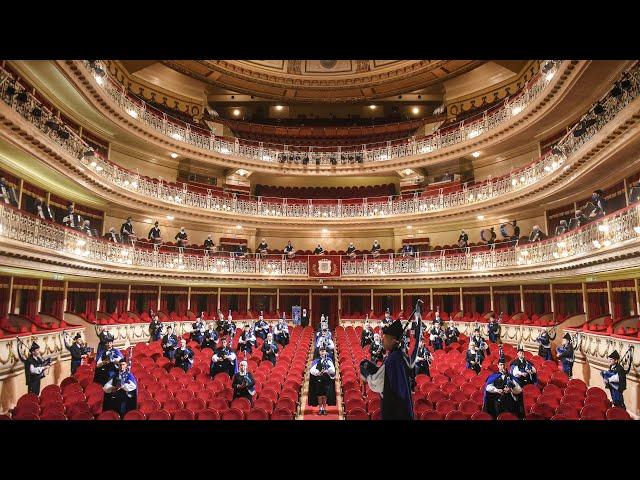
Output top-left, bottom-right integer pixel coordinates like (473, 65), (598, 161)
(473, 147), (539, 181)
(109, 149), (178, 182)
(443, 62), (517, 102)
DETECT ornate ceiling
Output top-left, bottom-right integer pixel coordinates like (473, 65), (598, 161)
(159, 60), (485, 102)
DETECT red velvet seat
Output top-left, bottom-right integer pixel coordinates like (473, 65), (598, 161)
(580, 405), (607, 420)
(270, 408), (294, 420)
(445, 410), (468, 420)
(172, 409), (195, 420)
(420, 410), (444, 420)
(605, 407), (631, 420)
(123, 410), (146, 420)
(196, 409), (221, 420)
(147, 410), (171, 420)
(497, 412), (520, 420)
(221, 408), (245, 420)
(97, 410), (121, 420)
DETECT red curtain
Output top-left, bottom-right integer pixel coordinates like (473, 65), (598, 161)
(555, 293), (584, 316)
(463, 295), (475, 315)
(311, 295), (338, 330)
(433, 295), (443, 313)
(392, 296), (401, 316)
(115, 294), (126, 315)
(219, 295), (229, 315)
(159, 294), (168, 313)
(373, 296), (383, 316)
(612, 291), (623, 319)
(281, 295), (309, 316)
(207, 294), (218, 316)
(176, 295), (187, 316)
(236, 295), (247, 315)
(25, 290), (37, 318)
(0, 287), (8, 317)
(524, 293), (536, 315)
(49, 292), (64, 318)
(588, 292), (609, 318)
(85, 296), (97, 316)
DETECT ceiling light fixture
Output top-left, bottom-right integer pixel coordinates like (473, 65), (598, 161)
(477, 215), (485, 220)
(170, 153), (178, 159)
(412, 107), (420, 115)
(472, 152), (480, 158)
(233, 109), (241, 116)
(275, 105), (284, 111)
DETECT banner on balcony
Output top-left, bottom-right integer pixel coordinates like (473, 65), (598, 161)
(309, 255), (341, 278)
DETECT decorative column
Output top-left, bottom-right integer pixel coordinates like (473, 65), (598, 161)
(126, 284), (131, 311)
(17, 178), (24, 210)
(549, 284), (556, 319)
(520, 285), (525, 313)
(36, 279), (43, 314)
(459, 287), (464, 311)
(400, 288), (404, 311)
(582, 283), (589, 319)
(544, 210), (550, 237)
(217, 287), (221, 310)
(490, 285), (494, 311)
(338, 289), (342, 321)
(63, 281), (69, 313)
(187, 286), (191, 311)
(370, 289), (374, 312)
(157, 285), (162, 311)
(276, 288), (280, 310)
(606, 281), (614, 318)
(429, 288), (434, 311)
(635, 278), (640, 317)
(6, 276), (13, 317)
(624, 178), (630, 206)
(308, 289), (312, 318)
(96, 283), (101, 312)
(247, 288), (251, 312)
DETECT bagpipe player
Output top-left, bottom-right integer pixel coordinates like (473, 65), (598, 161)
(102, 359), (137, 417)
(556, 333), (575, 378)
(509, 344), (538, 387)
(308, 347), (336, 415)
(232, 360), (256, 405)
(483, 354), (525, 419)
(18, 341), (52, 395)
(601, 350), (627, 408)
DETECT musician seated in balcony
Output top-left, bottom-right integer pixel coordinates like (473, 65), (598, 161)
(361, 317), (374, 348)
(471, 327), (490, 357)
(309, 347), (336, 415)
(601, 350), (627, 408)
(232, 360), (256, 405)
(148, 221), (162, 249)
(370, 333), (385, 364)
(508, 220), (520, 241)
(262, 332), (279, 366)
(535, 329), (553, 361)
(414, 337), (432, 377)
(445, 321), (460, 345)
(257, 238), (269, 256)
(274, 315), (290, 347)
(201, 322), (219, 350)
(487, 314), (500, 343)
(79, 219), (92, 236)
(570, 210), (589, 230)
(174, 338), (195, 372)
(106, 227), (119, 243)
(161, 325), (179, 361)
(94, 339), (125, 386)
(484, 226), (497, 245)
(555, 219), (569, 236)
(591, 189), (607, 218)
(120, 217), (135, 244)
(313, 243), (325, 255)
(191, 314), (206, 345)
(63, 204), (82, 230)
(238, 323), (257, 356)
(509, 345), (537, 386)
(175, 227), (188, 253)
(103, 359), (137, 417)
(64, 333), (90, 375)
(401, 243), (414, 258)
(458, 229), (469, 250)
(466, 343), (484, 375)
(346, 242), (357, 259)
(556, 333), (575, 378)
(529, 225), (546, 242)
(34, 198), (48, 220)
(370, 240), (381, 258)
(210, 337), (237, 378)
(0, 177), (10, 204)
(284, 240), (296, 259)
(149, 315), (163, 342)
(483, 356), (525, 419)
(203, 235), (215, 255)
(253, 314), (270, 340)
(429, 322), (445, 351)
(234, 243), (247, 258)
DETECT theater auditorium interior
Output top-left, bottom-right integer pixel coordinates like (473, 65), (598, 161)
(2, 57), (640, 425)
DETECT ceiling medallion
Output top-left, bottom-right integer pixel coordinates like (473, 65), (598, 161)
(319, 60), (338, 69)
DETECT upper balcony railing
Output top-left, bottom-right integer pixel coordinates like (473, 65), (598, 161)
(1, 63), (639, 221)
(83, 60), (561, 164)
(1, 200), (639, 278)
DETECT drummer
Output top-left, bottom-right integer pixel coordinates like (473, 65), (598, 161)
(501, 220), (520, 241)
(120, 217), (136, 245)
(481, 227), (496, 245)
(148, 221), (162, 250)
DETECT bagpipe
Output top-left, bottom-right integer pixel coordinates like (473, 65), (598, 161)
(16, 336), (54, 368)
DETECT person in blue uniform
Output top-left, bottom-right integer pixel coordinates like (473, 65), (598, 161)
(556, 333), (575, 378)
(174, 338), (194, 372)
(401, 243), (414, 257)
(149, 315), (163, 342)
(93, 340), (124, 386)
(210, 337), (237, 378)
(361, 317), (374, 349)
(487, 315), (501, 343)
(370, 333), (385, 364)
(95, 325), (115, 360)
(309, 347), (336, 415)
(201, 322), (219, 350)
(64, 333), (90, 375)
(509, 345), (538, 386)
(314, 327), (335, 360)
(601, 350), (627, 408)
(273, 316), (290, 347)
(535, 330), (553, 361)
(261, 333), (279, 366)
(237, 323), (257, 357)
(232, 360), (256, 405)
(471, 327), (490, 357)
(360, 318), (419, 420)
(414, 337), (432, 377)
(429, 322), (445, 351)
(103, 359), (137, 417)
(445, 321), (460, 346)
(161, 326), (178, 361)
(466, 343), (484, 375)
(253, 315), (269, 340)
(483, 356), (525, 419)
(190, 315), (206, 345)
(19, 342), (51, 395)
(381, 309), (392, 328)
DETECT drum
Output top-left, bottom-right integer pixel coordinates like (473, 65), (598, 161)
(500, 222), (515, 238)
(581, 202), (597, 218)
(480, 228), (494, 243)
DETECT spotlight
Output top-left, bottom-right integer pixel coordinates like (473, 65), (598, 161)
(471, 152), (480, 158)
(170, 153), (178, 159)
